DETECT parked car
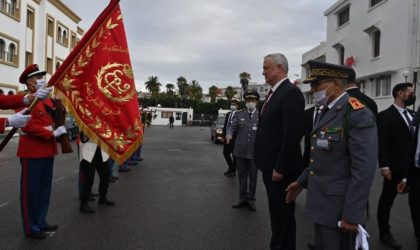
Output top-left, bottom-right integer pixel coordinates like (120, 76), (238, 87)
(64, 115), (80, 141)
(210, 116), (225, 144)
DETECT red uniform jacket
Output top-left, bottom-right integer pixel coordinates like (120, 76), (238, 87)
(0, 95), (25, 133)
(16, 99), (57, 158)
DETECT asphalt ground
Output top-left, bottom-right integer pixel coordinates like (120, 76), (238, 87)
(0, 126), (417, 249)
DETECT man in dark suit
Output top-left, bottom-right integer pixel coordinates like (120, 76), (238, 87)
(346, 68), (378, 116)
(254, 53), (305, 250)
(223, 99), (239, 177)
(408, 105), (420, 250)
(377, 83), (416, 249)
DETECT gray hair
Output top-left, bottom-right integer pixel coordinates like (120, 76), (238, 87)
(264, 53), (289, 73)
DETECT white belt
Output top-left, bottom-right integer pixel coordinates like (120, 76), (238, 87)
(20, 126), (53, 136)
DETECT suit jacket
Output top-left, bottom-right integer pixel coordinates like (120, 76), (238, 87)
(346, 87), (378, 116)
(297, 93), (377, 227)
(254, 79), (305, 178)
(227, 109), (259, 159)
(303, 106), (315, 169)
(16, 99), (58, 158)
(378, 105), (415, 179)
(223, 111), (237, 143)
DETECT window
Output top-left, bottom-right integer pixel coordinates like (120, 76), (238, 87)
(46, 58), (53, 74)
(57, 26), (62, 42)
(0, 89), (4, 95)
(338, 6), (350, 27)
(0, 39), (5, 60)
(371, 75), (391, 97)
(335, 44), (345, 65)
(63, 30), (68, 44)
(373, 30), (381, 58)
(10, 0), (16, 16)
(370, 0), (383, 7)
(8, 43), (16, 63)
(161, 111), (173, 119)
(358, 80), (366, 93)
(47, 18), (54, 37)
(26, 8), (34, 29)
(25, 51), (33, 67)
(70, 32), (77, 49)
(0, 0), (4, 11)
(56, 23), (69, 47)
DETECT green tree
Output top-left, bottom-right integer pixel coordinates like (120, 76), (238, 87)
(208, 85), (218, 103)
(188, 80), (203, 102)
(166, 83), (175, 96)
(224, 86), (236, 102)
(145, 76), (161, 98)
(239, 72), (251, 91)
(177, 76), (189, 99)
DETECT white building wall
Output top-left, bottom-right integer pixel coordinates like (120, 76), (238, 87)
(304, 0), (420, 111)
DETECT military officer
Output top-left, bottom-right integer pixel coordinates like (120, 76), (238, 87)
(223, 99), (240, 177)
(226, 90), (260, 211)
(285, 60), (377, 250)
(17, 64), (67, 239)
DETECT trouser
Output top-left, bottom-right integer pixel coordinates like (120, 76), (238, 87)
(377, 177), (400, 234)
(20, 158), (54, 236)
(223, 141), (236, 172)
(236, 157), (258, 204)
(409, 168), (420, 241)
(79, 148), (110, 205)
(314, 223), (356, 250)
(262, 173), (296, 250)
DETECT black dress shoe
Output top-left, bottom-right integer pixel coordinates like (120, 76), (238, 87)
(248, 203), (256, 211)
(26, 231), (48, 239)
(111, 176), (119, 180)
(40, 224), (58, 231)
(307, 243), (315, 250)
(90, 193), (99, 197)
(109, 178), (116, 183)
(80, 205), (95, 213)
(98, 198), (116, 206)
(380, 232), (402, 249)
(232, 201), (248, 208)
(88, 196), (96, 202)
(223, 170), (230, 175)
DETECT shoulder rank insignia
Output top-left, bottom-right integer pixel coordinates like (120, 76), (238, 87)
(348, 97), (365, 110)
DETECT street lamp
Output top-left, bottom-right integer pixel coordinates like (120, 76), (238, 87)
(402, 70), (410, 83)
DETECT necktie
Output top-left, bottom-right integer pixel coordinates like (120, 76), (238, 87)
(313, 107), (321, 127)
(261, 89), (273, 114)
(249, 112), (253, 119)
(403, 110), (415, 136)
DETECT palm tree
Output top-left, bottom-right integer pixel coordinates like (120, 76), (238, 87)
(144, 75), (161, 98)
(188, 80), (203, 102)
(208, 85), (218, 103)
(166, 83), (175, 96)
(239, 72), (251, 91)
(177, 76), (189, 107)
(225, 86), (236, 102)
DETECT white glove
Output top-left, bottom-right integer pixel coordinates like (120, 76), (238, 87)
(7, 108), (30, 128)
(35, 87), (53, 100)
(53, 125), (67, 138)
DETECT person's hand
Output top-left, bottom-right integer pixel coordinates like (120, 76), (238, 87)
(285, 182), (303, 203)
(339, 219), (358, 233)
(53, 126), (67, 138)
(397, 181), (408, 193)
(7, 108), (30, 128)
(35, 86), (53, 100)
(381, 168), (392, 180)
(272, 169), (283, 182)
(225, 135), (232, 144)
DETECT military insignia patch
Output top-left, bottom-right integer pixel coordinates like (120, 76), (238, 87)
(348, 97), (365, 110)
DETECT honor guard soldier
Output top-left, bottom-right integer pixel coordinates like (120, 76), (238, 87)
(286, 60), (378, 250)
(226, 90), (260, 211)
(79, 132), (115, 213)
(17, 64), (66, 239)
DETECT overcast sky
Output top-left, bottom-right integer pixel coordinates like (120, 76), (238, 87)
(62, 0), (336, 93)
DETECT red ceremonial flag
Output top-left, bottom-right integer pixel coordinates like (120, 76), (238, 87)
(50, 0), (142, 164)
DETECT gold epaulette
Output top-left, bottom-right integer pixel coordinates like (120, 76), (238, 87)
(348, 97), (365, 110)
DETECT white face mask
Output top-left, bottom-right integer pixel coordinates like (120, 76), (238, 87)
(313, 88), (329, 106)
(230, 105), (237, 111)
(36, 79), (46, 89)
(246, 102), (257, 111)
